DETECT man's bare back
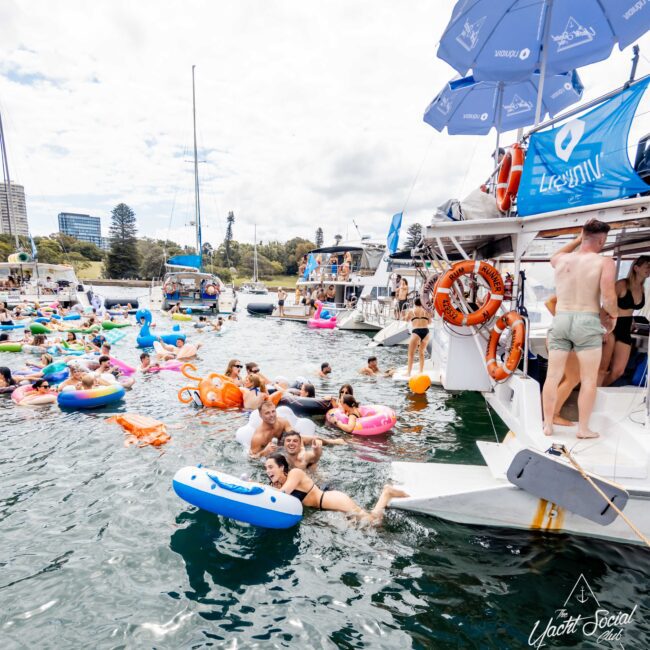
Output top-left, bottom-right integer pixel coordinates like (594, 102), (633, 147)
(554, 250), (605, 313)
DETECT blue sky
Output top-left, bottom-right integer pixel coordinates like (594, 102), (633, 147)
(1, 0), (649, 248)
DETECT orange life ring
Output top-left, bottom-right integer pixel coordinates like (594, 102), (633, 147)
(164, 281), (178, 295)
(420, 274), (440, 316)
(205, 283), (219, 296)
(434, 260), (504, 326)
(496, 143), (525, 213)
(485, 311), (526, 381)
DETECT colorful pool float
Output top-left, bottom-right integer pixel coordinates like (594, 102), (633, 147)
(308, 300), (337, 329)
(58, 384), (126, 409)
(326, 404), (397, 436)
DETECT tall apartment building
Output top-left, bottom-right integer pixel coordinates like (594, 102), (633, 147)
(58, 212), (107, 249)
(0, 182), (29, 237)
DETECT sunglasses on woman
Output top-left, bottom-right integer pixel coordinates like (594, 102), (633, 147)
(234, 364), (243, 369)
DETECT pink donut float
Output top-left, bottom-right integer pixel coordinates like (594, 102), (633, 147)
(308, 300), (337, 329)
(12, 384), (58, 406)
(326, 404), (397, 436)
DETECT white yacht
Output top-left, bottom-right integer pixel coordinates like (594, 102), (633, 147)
(0, 255), (90, 309)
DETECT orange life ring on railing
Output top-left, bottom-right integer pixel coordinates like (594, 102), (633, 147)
(420, 274), (440, 316)
(164, 281), (178, 295)
(205, 283), (219, 296)
(434, 260), (504, 326)
(485, 311), (526, 381)
(496, 143), (525, 213)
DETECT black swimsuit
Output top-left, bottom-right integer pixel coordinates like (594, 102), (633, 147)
(411, 316), (430, 341)
(614, 288), (646, 345)
(290, 483), (315, 502)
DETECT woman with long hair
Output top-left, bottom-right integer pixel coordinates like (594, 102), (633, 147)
(601, 255), (650, 386)
(405, 297), (431, 376)
(265, 453), (407, 524)
(224, 359), (243, 386)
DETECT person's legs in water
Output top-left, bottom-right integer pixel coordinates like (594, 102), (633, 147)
(576, 346), (603, 438)
(553, 351), (580, 425)
(542, 349), (570, 436)
(316, 486), (408, 525)
(367, 485), (409, 524)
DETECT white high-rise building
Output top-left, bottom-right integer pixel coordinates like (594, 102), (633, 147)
(0, 182), (29, 237)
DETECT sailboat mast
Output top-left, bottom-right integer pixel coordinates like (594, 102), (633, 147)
(253, 224), (258, 282)
(0, 111), (19, 250)
(192, 65), (202, 269)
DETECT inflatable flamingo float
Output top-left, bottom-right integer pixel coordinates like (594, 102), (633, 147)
(308, 300), (337, 329)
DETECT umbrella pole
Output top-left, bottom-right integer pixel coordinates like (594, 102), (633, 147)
(493, 83), (503, 192)
(534, 0), (554, 126)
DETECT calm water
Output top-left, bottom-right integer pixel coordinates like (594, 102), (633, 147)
(1, 292), (648, 649)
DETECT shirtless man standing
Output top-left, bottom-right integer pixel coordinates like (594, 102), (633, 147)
(542, 220), (618, 439)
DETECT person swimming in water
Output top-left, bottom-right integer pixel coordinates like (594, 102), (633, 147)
(265, 453), (407, 524)
(329, 394), (364, 433)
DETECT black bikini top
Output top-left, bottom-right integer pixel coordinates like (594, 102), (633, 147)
(290, 483), (315, 502)
(618, 287), (646, 311)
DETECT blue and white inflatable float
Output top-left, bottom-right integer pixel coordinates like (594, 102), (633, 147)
(173, 465), (303, 529)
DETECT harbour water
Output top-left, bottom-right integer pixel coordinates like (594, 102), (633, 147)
(1, 293), (648, 648)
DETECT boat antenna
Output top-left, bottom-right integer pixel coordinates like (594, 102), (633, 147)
(0, 110), (20, 250)
(352, 219), (363, 240)
(192, 65), (202, 270)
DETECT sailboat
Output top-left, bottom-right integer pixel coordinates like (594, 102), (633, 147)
(249, 225), (268, 294)
(157, 66), (238, 314)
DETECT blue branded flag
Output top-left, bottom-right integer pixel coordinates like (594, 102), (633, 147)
(30, 234), (38, 259)
(518, 77), (650, 216)
(303, 253), (317, 280)
(387, 212), (403, 254)
(167, 254), (201, 269)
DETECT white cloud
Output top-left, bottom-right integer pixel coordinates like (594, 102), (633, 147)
(0, 0), (649, 249)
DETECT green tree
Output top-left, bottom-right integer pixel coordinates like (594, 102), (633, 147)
(404, 223), (423, 249)
(105, 203), (140, 279)
(315, 227), (323, 248)
(224, 211), (235, 265)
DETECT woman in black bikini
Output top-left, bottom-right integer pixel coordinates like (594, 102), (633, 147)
(406, 297), (431, 376)
(601, 255), (650, 386)
(265, 453), (407, 524)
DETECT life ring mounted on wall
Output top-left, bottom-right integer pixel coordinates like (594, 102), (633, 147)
(434, 260), (504, 327)
(496, 143), (525, 213)
(485, 311), (526, 381)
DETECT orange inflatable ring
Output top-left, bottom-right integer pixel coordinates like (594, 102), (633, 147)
(205, 283), (219, 296)
(485, 311), (526, 381)
(434, 260), (504, 326)
(496, 143), (525, 213)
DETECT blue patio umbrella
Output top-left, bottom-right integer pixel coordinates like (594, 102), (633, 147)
(423, 70), (584, 136)
(438, 0), (650, 83)
(437, 0), (650, 123)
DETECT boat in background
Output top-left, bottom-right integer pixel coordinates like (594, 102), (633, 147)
(148, 66), (237, 315)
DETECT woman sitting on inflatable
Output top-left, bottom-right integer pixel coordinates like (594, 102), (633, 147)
(329, 394), (363, 433)
(224, 359), (244, 386)
(14, 379), (57, 406)
(265, 453), (407, 524)
(0, 366), (17, 394)
(240, 374), (271, 410)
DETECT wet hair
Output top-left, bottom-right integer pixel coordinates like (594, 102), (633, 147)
(301, 382), (315, 397)
(248, 374), (267, 392)
(338, 383), (354, 397)
(32, 379), (48, 389)
(268, 453), (290, 475)
(67, 332), (77, 341)
(101, 343), (111, 351)
(246, 362), (259, 373)
(0, 367), (16, 385)
(283, 430), (302, 443)
(321, 362), (330, 371)
(582, 219), (610, 237)
(367, 356), (377, 364)
(414, 297), (423, 307)
(342, 394), (360, 409)
(0, 333), (7, 342)
(98, 355), (110, 364)
(140, 352), (150, 361)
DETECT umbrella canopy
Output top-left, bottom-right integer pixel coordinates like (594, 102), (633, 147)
(437, 0), (650, 82)
(423, 70), (584, 135)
